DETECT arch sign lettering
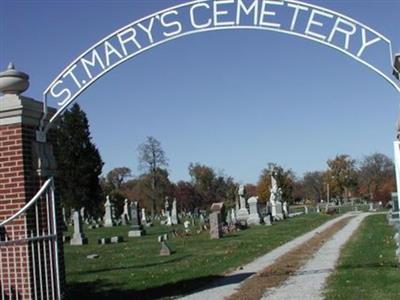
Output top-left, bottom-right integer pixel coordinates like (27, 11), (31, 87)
(40, 0), (400, 135)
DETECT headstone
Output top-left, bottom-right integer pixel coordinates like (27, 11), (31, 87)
(69, 208), (74, 225)
(110, 236), (124, 244)
(128, 201), (145, 237)
(235, 194), (240, 213)
(275, 201), (284, 220)
(283, 201), (288, 218)
(70, 210), (88, 246)
(111, 204), (116, 222)
(226, 210), (232, 225)
(369, 202), (374, 211)
(171, 198), (179, 225)
(316, 205), (320, 213)
(141, 208), (147, 225)
(160, 241), (172, 256)
(304, 205), (309, 214)
(199, 214), (205, 226)
(247, 196), (261, 225)
(231, 208), (237, 224)
(263, 214), (272, 226)
(210, 202), (224, 239)
(104, 196), (114, 227)
(271, 198), (277, 221)
(166, 215), (172, 226)
(165, 197), (170, 216)
(62, 207), (67, 225)
(269, 171), (282, 221)
(87, 254), (99, 259)
(184, 220), (191, 233)
(80, 207), (85, 220)
(98, 237), (111, 245)
(236, 185), (249, 225)
(121, 199), (130, 225)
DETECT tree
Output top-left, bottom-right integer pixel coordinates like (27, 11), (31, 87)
(106, 167), (132, 190)
(257, 168), (271, 201)
(188, 163), (237, 208)
(245, 184), (257, 197)
(358, 153), (395, 203)
(55, 103), (104, 216)
(174, 181), (197, 212)
(138, 136), (169, 217)
(120, 169), (173, 212)
(326, 154), (357, 202)
(257, 163), (295, 203)
(302, 171), (325, 203)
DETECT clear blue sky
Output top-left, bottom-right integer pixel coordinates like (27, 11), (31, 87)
(1, 0), (399, 184)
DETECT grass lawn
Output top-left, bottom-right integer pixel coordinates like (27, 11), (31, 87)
(65, 213), (333, 299)
(324, 214), (400, 300)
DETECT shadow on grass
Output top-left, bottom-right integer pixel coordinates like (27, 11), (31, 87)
(337, 262), (399, 270)
(67, 272), (254, 300)
(69, 255), (191, 276)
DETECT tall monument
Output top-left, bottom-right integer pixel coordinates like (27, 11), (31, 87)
(236, 184), (249, 225)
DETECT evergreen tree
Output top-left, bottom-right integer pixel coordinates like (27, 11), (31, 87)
(54, 103), (104, 216)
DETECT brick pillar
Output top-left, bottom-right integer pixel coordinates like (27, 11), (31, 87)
(0, 64), (65, 299)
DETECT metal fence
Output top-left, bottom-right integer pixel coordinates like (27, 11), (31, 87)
(0, 178), (61, 300)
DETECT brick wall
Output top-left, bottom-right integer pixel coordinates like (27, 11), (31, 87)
(0, 123), (32, 299)
(0, 122), (65, 299)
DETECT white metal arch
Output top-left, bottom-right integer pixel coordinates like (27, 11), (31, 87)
(41, 0), (400, 134)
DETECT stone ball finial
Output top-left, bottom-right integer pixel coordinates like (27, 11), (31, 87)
(0, 63), (30, 95)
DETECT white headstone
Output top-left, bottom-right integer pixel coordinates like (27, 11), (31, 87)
(275, 201), (284, 220)
(121, 199), (130, 225)
(270, 171), (281, 221)
(264, 214), (272, 226)
(123, 199), (130, 218)
(184, 220), (191, 233)
(226, 210), (232, 225)
(165, 198), (170, 216)
(231, 208), (237, 224)
(62, 207), (67, 224)
(283, 201), (288, 218)
(141, 208), (147, 224)
(247, 196), (261, 225)
(80, 207), (85, 220)
(171, 198), (178, 225)
(70, 210), (88, 245)
(166, 215), (172, 226)
(236, 184), (249, 225)
(104, 196), (114, 227)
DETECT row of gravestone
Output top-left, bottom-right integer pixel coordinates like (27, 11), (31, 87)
(64, 196), (182, 227)
(65, 195), (186, 245)
(208, 181), (315, 240)
(68, 197), (147, 245)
